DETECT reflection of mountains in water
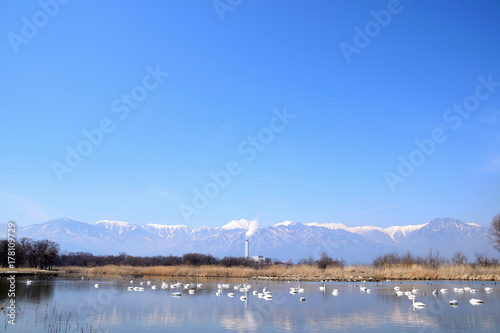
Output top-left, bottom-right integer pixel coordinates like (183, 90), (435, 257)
(0, 279), (497, 331)
(0, 277), (55, 305)
(1, 217), (492, 263)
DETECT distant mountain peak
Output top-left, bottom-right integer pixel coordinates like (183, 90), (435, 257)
(95, 220), (134, 226)
(221, 219), (251, 230)
(145, 223), (189, 230)
(274, 220), (297, 227)
(94, 220), (138, 234)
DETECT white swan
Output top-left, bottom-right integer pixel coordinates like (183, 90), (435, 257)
(300, 297), (305, 302)
(228, 293), (235, 297)
(449, 299), (458, 306)
(440, 288), (448, 293)
(240, 295), (247, 301)
(319, 284), (326, 292)
(332, 289), (339, 295)
(189, 289), (195, 294)
(484, 287), (493, 293)
(469, 298), (484, 305)
(94, 283), (99, 288)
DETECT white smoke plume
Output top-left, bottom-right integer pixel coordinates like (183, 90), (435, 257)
(245, 219), (260, 239)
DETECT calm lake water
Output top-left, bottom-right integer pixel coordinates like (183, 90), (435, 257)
(1, 277), (499, 332)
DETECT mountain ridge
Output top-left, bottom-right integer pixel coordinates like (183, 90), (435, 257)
(0, 217), (494, 264)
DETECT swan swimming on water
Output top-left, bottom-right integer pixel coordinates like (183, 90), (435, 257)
(469, 298), (484, 305)
(412, 298), (425, 308)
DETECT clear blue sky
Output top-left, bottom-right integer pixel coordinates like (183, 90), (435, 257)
(1, 0), (499, 228)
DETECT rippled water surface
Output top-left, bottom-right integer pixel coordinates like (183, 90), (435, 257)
(1, 277), (499, 332)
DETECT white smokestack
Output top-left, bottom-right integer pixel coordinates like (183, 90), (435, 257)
(245, 219), (260, 239)
(245, 240), (249, 259)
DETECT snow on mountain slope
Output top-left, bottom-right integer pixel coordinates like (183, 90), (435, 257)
(94, 220), (138, 234)
(304, 222), (349, 231)
(5, 217), (493, 264)
(221, 219), (252, 230)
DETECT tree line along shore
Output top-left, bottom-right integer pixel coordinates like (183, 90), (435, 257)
(1, 237), (499, 281)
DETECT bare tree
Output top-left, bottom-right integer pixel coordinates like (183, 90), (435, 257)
(451, 251), (468, 265)
(489, 213), (500, 252)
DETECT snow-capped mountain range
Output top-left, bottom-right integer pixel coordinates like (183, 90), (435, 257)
(0, 218), (495, 263)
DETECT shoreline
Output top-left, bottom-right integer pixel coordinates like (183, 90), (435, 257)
(0, 268), (61, 277)
(2, 264), (496, 281)
(2, 264), (499, 281)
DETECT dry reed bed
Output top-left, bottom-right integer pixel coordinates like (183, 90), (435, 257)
(59, 264), (500, 281)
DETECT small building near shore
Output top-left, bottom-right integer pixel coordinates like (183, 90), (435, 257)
(250, 255), (271, 264)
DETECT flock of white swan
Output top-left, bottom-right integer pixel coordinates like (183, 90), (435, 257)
(392, 284), (492, 308)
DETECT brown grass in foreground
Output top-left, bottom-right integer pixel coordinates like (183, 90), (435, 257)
(57, 264), (500, 281)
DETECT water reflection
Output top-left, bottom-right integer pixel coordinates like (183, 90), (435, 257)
(0, 278), (498, 332)
(0, 276), (56, 305)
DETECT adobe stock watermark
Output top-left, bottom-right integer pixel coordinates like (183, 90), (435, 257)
(339, 0), (405, 64)
(385, 74), (499, 192)
(178, 107), (296, 223)
(7, 0), (71, 54)
(51, 64), (169, 182)
(213, 0), (243, 21)
(5, 221), (17, 326)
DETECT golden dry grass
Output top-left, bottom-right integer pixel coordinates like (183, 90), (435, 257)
(57, 264), (500, 281)
(0, 267), (60, 275)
